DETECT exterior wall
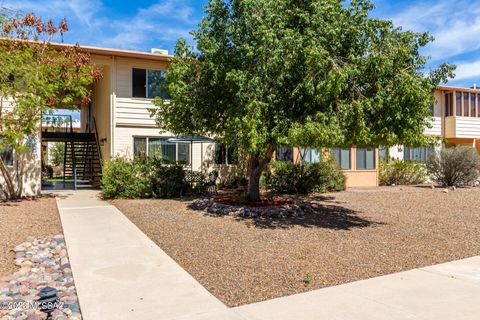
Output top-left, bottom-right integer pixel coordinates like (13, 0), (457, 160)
(291, 146), (379, 188)
(0, 133), (42, 198)
(92, 64), (112, 161)
(445, 117), (480, 139)
(341, 147), (379, 188)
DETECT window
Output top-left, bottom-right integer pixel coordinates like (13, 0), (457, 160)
(132, 68), (170, 99)
(404, 147), (433, 163)
(445, 93), (453, 116)
(0, 136), (13, 166)
(331, 148), (351, 170)
(300, 148), (321, 164)
(215, 144), (237, 165)
(356, 148), (376, 170)
(477, 94), (480, 117)
(428, 104), (434, 116)
(379, 146), (389, 162)
(471, 93), (477, 117)
(463, 92), (469, 116)
(133, 137), (190, 164)
(456, 92), (462, 116)
(134, 137), (147, 159)
(276, 146), (293, 162)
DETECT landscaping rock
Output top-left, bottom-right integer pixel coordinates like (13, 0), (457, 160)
(191, 197), (315, 219)
(0, 236), (82, 320)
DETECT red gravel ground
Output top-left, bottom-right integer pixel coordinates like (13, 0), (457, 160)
(0, 197), (63, 276)
(112, 186), (480, 307)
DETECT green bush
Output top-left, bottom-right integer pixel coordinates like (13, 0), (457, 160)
(101, 158), (149, 199)
(426, 146), (480, 187)
(379, 159), (427, 186)
(263, 161), (346, 194)
(101, 157), (191, 199)
(145, 158), (190, 198)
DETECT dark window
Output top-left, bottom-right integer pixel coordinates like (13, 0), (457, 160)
(0, 136), (13, 166)
(215, 144), (237, 165)
(132, 68), (147, 98)
(428, 104), (434, 116)
(356, 148), (376, 170)
(445, 93), (453, 116)
(456, 92), (462, 116)
(331, 148), (351, 169)
(276, 147), (293, 162)
(132, 68), (170, 99)
(471, 93), (476, 117)
(463, 92), (469, 116)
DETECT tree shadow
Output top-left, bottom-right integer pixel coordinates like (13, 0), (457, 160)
(199, 201), (381, 230)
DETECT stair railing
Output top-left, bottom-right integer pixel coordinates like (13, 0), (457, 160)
(93, 117), (103, 166)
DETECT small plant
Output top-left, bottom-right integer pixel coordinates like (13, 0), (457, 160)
(303, 272), (313, 287)
(101, 158), (149, 199)
(263, 161), (346, 195)
(379, 159), (427, 186)
(426, 146), (480, 187)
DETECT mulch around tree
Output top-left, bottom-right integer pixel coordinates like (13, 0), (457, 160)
(0, 197), (63, 276)
(112, 186), (480, 307)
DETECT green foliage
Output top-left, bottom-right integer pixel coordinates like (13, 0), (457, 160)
(101, 158), (150, 199)
(140, 158), (190, 198)
(379, 159), (428, 186)
(426, 146), (480, 187)
(101, 158), (193, 199)
(263, 161), (346, 194)
(50, 142), (65, 167)
(0, 10), (101, 199)
(151, 0), (454, 201)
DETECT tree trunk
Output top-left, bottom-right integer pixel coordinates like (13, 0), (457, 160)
(0, 158), (16, 200)
(247, 147), (275, 202)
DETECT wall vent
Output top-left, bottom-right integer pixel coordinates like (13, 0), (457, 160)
(151, 48), (169, 55)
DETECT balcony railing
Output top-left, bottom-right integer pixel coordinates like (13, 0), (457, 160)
(41, 114), (74, 133)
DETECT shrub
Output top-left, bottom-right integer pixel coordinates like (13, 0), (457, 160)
(379, 159), (427, 186)
(263, 161), (346, 194)
(101, 157), (192, 199)
(145, 159), (190, 198)
(426, 146), (480, 187)
(101, 158), (149, 199)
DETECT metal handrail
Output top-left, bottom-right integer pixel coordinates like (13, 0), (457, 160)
(41, 114), (74, 133)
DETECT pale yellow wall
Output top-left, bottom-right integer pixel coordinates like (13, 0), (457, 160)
(92, 64), (112, 161)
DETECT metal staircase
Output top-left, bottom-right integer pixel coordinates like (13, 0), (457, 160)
(42, 113), (103, 190)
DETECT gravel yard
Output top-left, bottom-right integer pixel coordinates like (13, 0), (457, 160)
(0, 197), (62, 276)
(113, 186), (480, 307)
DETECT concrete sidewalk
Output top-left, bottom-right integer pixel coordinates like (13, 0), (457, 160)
(55, 190), (244, 320)
(55, 190), (480, 320)
(235, 256), (480, 320)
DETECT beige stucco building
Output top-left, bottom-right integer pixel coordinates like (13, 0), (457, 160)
(2, 43), (480, 196)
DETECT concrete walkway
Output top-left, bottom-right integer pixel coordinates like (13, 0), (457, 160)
(55, 190), (244, 320)
(55, 191), (480, 320)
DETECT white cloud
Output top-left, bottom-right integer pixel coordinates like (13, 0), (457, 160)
(451, 59), (480, 82)
(390, 0), (480, 61)
(1, 0), (198, 51)
(101, 0), (195, 50)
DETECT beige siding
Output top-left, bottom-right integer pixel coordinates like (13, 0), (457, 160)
(113, 57), (168, 128)
(445, 116), (480, 139)
(92, 65), (112, 161)
(115, 57), (168, 98)
(115, 97), (157, 127)
(425, 117), (442, 136)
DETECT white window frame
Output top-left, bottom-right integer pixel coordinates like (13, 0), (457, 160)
(133, 136), (191, 164)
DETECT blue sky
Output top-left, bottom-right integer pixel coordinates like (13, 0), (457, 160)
(3, 0), (480, 87)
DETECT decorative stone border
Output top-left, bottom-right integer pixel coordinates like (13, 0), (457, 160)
(190, 197), (315, 219)
(0, 235), (81, 320)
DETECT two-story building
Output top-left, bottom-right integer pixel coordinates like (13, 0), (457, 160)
(1, 43), (479, 196)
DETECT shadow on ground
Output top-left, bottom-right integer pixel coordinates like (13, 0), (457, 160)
(193, 199), (380, 230)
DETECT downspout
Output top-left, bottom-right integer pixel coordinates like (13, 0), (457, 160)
(110, 56), (116, 158)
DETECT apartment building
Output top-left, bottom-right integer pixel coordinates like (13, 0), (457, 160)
(1, 43), (478, 196)
(385, 86), (480, 163)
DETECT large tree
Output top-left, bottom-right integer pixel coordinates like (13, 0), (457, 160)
(152, 0), (454, 202)
(0, 10), (102, 199)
